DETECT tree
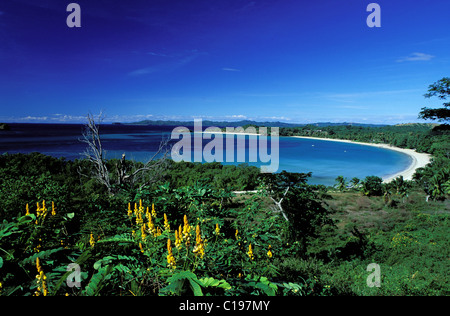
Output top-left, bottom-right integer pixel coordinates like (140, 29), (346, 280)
(350, 177), (360, 190)
(79, 113), (170, 194)
(360, 176), (383, 196)
(334, 176), (347, 192)
(258, 171), (332, 250)
(419, 77), (450, 124)
(390, 175), (412, 203)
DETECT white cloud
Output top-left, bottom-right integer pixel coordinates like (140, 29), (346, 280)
(129, 50), (205, 76)
(397, 52), (435, 62)
(227, 114), (247, 119)
(128, 67), (157, 76)
(222, 67), (241, 72)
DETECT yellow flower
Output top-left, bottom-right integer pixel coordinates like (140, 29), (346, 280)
(35, 257), (48, 296)
(235, 229), (240, 240)
(25, 203), (30, 216)
(139, 242), (144, 253)
(175, 229), (182, 250)
(147, 215), (156, 236)
(164, 213), (170, 232)
(267, 245), (273, 258)
(166, 238), (176, 269)
(214, 223), (220, 236)
(247, 244), (254, 260)
(193, 225), (205, 259)
(182, 215), (191, 245)
(151, 203), (156, 218)
(141, 224), (147, 240)
(89, 233), (95, 248)
(127, 203), (132, 218)
(51, 201), (56, 216)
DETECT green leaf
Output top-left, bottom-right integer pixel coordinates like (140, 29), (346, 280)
(83, 265), (112, 296)
(199, 277), (231, 290)
(161, 271), (204, 296)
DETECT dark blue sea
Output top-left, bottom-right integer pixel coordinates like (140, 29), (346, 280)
(0, 123), (412, 186)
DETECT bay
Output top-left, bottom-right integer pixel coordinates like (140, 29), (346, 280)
(0, 123), (412, 186)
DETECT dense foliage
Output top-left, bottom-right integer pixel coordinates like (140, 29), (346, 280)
(0, 149), (448, 296)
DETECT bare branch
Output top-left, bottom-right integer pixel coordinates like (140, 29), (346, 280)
(79, 112), (171, 194)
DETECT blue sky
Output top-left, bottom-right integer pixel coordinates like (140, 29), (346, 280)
(0, 0), (449, 124)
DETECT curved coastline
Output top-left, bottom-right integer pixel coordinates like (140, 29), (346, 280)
(290, 136), (432, 183)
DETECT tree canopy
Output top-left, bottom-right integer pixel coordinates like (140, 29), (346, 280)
(419, 77), (450, 124)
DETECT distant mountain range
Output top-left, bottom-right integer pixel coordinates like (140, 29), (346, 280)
(128, 119), (389, 128)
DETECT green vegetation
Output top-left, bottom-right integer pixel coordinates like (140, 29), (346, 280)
(0, 79), (448, 296)
(0, 150), (448, 296)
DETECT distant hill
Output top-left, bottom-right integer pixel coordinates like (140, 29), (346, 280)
(129, 120), (388, 128)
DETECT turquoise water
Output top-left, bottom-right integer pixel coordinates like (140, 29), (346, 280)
(276, 137), (412, 185)
(0, 124), (412, 186)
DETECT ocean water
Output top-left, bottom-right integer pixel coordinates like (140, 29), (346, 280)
(0, 123), (412, 186)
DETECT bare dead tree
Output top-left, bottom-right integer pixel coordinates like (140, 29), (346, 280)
(79, 113), (171, 194)
(80, 112), (112, 192)
(123, 136), (171, 190)
(269, 186), (290, 222)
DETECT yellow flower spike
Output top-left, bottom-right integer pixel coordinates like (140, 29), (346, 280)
(164, 213), (170, 232)
(247, 244), (254, 260)
(267, 245), (273, 258)
(136, 211), (143, 226)
(166, 238), (176, 269)
(235, 229), (239, 240)
(147, 215), (157, 236)
(127, 203), (132, 217)
(182, 215), (191, 245)
(141, 224), (147, 240)
(89, 233), (95, 248)
(25, 203), (30, 216)
(35, 257), (48, 296)
(145, 206), (150, 220)
(175, 229), (182, 250)
(215, 223), (220, 235)
(139, 242), (144, 253)
(193, 225), (205, 259)
(36, 257), (41, 272)
(156, 227), (162, 236)
(151, 203), (156, 218)
(51, 201), (56, 216)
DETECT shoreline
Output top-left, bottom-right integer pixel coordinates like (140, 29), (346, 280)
(290, 136), (432, 183)
(194, 131), (432, 183)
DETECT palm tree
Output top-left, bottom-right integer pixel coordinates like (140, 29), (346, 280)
(429, 174), (445, 200)
(335, 176), (347, 192)
(350, 177), (360, 190)
(391, 176), (411, 203)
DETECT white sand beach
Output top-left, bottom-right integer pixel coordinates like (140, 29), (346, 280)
(194, 131), (432, 182)
(291, 136), (432, 183)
